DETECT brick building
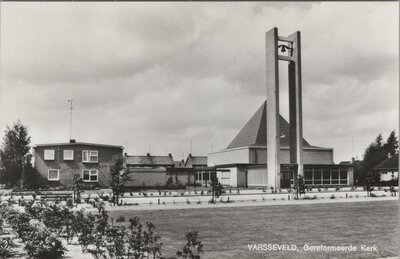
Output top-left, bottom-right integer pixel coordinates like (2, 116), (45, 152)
(33, 140), (123, 188)
(124, 153), (174, 187)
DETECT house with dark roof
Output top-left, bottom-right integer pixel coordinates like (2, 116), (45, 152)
(185, 154), (207, 168)
(124, 153), (174, 187)
(125, 153), (175, 168)
(33, 140), (123, 188)
(373, 154), (398, 182)
(183, 154), (209, 186)
(208, 101), (354, 188)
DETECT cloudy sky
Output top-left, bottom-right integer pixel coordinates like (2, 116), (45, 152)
(0, 2), (398, 162)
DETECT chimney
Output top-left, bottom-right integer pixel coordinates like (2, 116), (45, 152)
(351, 157), (355, 164)
(189, 154), (192, 157)
(147, 153), (150, 157)
(124, 153), (127, 157)
(168, 153), (172, 157)
(69, 139), (76, 143)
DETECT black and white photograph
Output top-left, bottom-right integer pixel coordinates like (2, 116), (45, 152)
(0, 1), (398, 258)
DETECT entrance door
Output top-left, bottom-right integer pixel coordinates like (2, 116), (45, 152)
(280, 171), (294, 188)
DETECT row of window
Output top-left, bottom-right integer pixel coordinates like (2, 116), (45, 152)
(44, 149), (98, 163)
(48, 169), (98, 182)
(304, 169), (348, 185)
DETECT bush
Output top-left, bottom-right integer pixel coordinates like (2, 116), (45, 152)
(24, 228), (67, 259)
(177, 231), (203, 259)
(106, 225), (126, 258)
(0, 237), (16, 258)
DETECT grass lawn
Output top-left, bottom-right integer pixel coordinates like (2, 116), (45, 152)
(109, 200), (398, 259)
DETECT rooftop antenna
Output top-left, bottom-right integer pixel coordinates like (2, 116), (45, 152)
(351, 137), (354, 158)
(67, 99), (73, 140)
(190, 140), (192, 154)
(125, 141), (129, 154)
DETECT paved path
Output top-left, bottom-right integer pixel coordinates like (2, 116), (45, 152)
(77, 196), (398, 212)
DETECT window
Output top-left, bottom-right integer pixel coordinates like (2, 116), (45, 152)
(44, 149), (55, 160)
(340, 170), (348, 184)
(304, 170), (313, 185)
(82, 150), (98, 163)
(323, 170), (331, 185)
(314, 169), (322, 185)
(331, 170), (339, 185)
(48, 169), (59, 181)
(82, 169), (98, 182)
(63, 150), (74, 160)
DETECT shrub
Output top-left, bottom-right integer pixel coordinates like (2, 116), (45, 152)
(24, 225), (67, 259)
(106, 225), (126, 259)
(127, 217), (163, 258)
(330, 194), (336, 199)
(7, 211), (32, 240)
(116, 216), (126, 223)
(0, 237), (17, 258)
(177, 231), (203, 259)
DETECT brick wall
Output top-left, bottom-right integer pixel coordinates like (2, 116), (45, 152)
(34, 144), (123, 188)
(125, 168), (167, 187)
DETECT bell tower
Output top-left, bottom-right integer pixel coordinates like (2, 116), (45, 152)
(265, 27), (304, 189)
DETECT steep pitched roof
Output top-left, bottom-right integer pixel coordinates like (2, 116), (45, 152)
(125, 154), (174, 166)
(174, 160), (186, 168)
(185, 155), (207, 168)
(374, 154), (399, 170)
(227, 101), (311, 149)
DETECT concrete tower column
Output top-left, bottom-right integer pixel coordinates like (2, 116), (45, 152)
(266, 28), (304, 190)
(265, 28), (280, 190)
(288, 31), (304, 177)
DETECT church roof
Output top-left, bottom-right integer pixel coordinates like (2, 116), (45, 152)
(227, 101), (311, 149)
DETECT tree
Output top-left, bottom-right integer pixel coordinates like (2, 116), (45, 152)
(0, 121), (31, 187)
(210, 172), (224, 203)
(296, 175), (306, 199)
(361, 134), (387, 182)
(383, 130), (398, 157)
(177, 231), (203, 259)
(72, 174), (83, 203)
(356, 131), (399, 185)
(110, 157), (130, 206)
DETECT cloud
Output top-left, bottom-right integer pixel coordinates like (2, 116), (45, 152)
(0, 2), (398, 162)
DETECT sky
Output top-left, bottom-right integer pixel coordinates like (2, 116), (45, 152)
(0, 2), (398, 163)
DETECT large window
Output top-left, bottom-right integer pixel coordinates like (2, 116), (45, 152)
(331, 170), (339, 185)
(44, 149), (55, 160)
(48, 169), (59, 181)
(314, 169), (322, 185)
(82, 169), (98, 182)
(63, 150), (74, 161)
(304, 170), (313, 185)
(323, 169), (331, 185)
(82, 150), (98, 163)
(340, 169), (348, 184)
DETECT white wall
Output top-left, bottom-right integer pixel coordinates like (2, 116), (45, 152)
(208, 147), (249, 166)
(209, 146), (334, 166)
